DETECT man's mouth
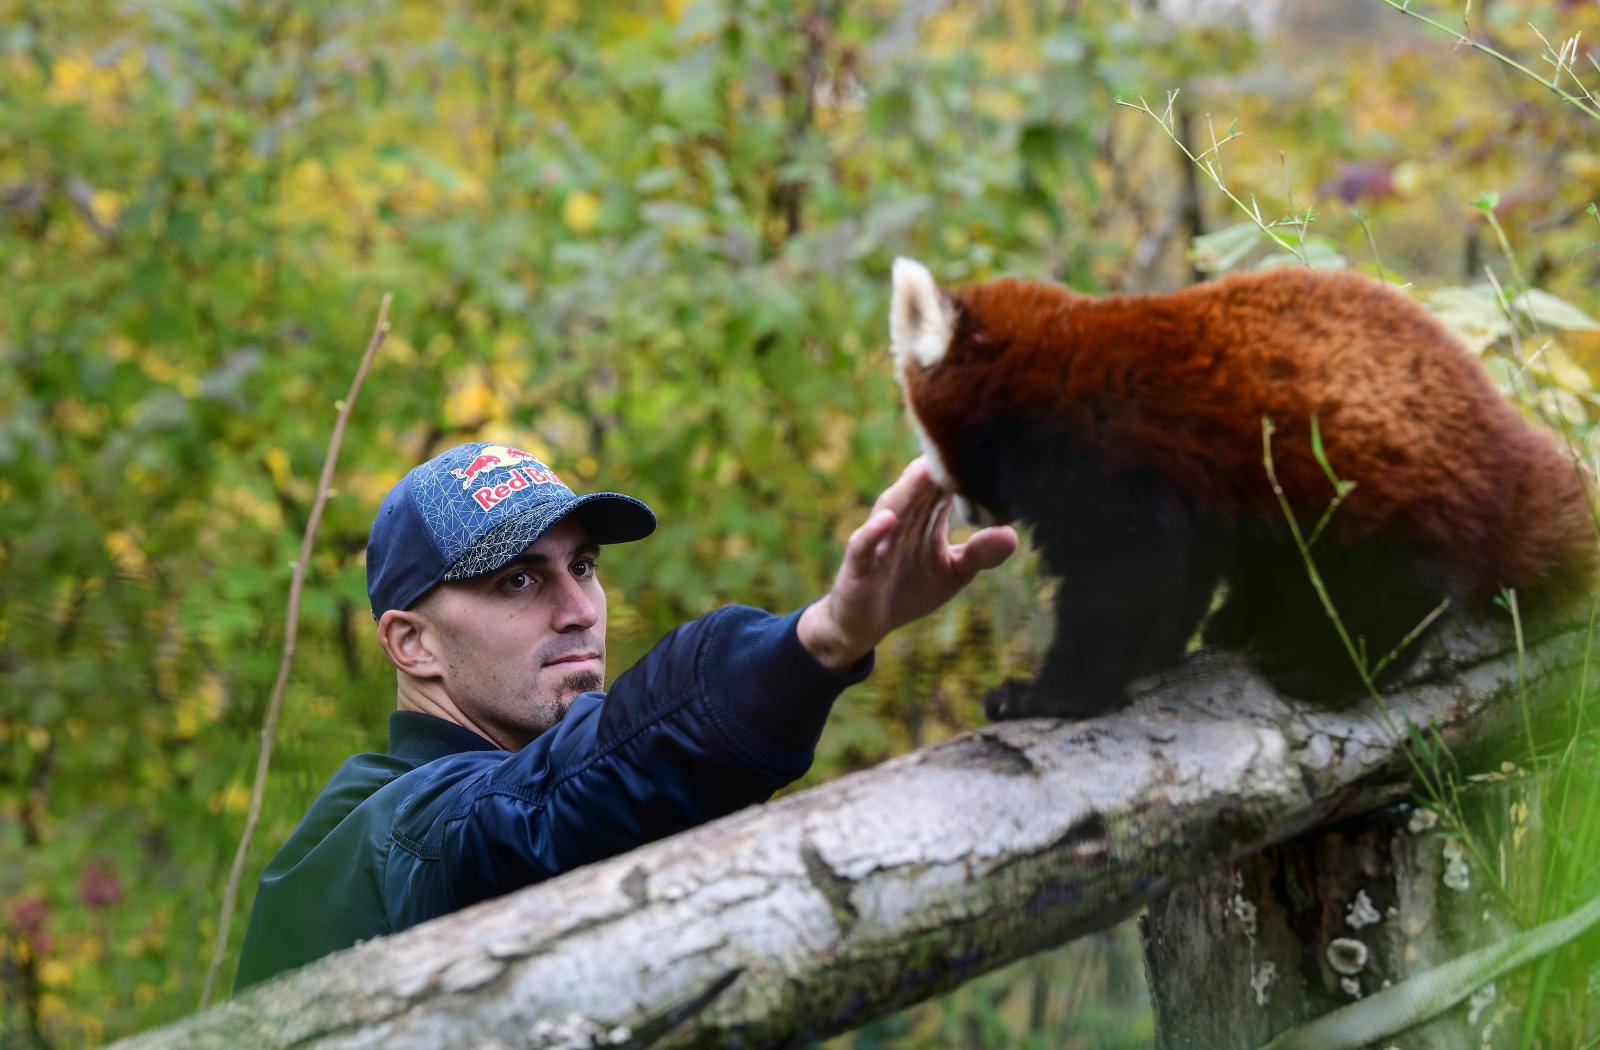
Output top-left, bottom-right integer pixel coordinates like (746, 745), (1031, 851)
(544, 652), (600, 668)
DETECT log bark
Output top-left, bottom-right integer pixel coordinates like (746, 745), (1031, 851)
(1141, 775), (1549, 1049)
(114, 621), (1589, 1049)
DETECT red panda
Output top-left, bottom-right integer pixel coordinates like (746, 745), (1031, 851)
(889, 258), (1596, 718)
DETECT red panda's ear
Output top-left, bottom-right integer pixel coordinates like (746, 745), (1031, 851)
(890, 257), (955, 369)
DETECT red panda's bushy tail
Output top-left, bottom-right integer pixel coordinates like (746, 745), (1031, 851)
(1503, 430), (1598, 620)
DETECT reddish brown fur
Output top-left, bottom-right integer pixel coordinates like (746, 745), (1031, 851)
(904, 269), (1596, 616)
(899, 266), (1597, 719)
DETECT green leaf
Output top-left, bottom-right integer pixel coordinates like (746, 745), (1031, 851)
(1253, 235), (1346, 271)
(1309, 415), (1350, 492)
(1190, 221), (1262, 273)
(1424, 286), (1512, 352)
(1481, 353), (1522, 396)
(660, 49), (720, 129)
(1511, 289), (1600, 331)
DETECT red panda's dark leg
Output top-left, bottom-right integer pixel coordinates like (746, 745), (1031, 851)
(1211, 539), (1455, 702)
(1203, 544), (1281, 651)
(984, 471), (1221, 720)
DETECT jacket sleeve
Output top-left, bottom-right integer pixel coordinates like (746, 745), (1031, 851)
(383, 604), (872, 928)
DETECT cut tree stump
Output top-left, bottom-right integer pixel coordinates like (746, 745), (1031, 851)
(1141, 772), (1549, 1049)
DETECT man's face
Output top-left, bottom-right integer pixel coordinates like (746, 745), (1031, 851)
(415, 516), (607, 749)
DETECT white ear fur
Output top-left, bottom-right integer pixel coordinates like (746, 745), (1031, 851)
(953, 494), (997, 528)
(890, 257), (954, 369)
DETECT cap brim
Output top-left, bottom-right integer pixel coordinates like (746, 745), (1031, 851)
(567, 492), (657, 545)
(441, 492), (656, 582)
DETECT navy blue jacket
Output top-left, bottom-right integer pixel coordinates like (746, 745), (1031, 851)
(234, 605), (871, 990)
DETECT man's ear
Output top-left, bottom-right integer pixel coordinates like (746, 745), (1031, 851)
(377, 609), (443, 678)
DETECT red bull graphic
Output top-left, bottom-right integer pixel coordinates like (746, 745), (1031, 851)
(450, 444), (540, 488)
(449, 445), (564, 511)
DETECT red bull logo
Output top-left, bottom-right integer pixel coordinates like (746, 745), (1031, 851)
(451, 444), (539, 487)
(449, 445), (564, 511)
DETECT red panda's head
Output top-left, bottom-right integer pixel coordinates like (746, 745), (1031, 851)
(889, 257), (1014, 526)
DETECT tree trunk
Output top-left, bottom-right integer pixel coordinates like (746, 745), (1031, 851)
(1141, 774), (1548, 1049)
(113, 621), (1588, 1049)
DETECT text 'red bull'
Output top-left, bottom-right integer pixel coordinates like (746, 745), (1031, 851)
(472, 465), (563, 511)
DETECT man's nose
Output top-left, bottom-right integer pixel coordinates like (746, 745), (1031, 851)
(550, 573), (598, 632)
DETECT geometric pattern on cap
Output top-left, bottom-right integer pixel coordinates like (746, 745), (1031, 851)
(442, 493), (621, 581)
(409, 443), (576, 565)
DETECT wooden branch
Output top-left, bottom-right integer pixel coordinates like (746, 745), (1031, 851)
(197, 295), (392, 1008)
(129, 620), (1589, 1048)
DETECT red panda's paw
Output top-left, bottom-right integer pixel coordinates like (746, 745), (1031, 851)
(982, 677), (1128, 721)
(981, 678), (1033, 721)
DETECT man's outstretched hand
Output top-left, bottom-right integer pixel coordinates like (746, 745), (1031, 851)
(798, 458), (1019, 670)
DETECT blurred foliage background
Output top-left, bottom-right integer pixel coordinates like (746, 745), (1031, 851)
(2, 0), (1598, 1045)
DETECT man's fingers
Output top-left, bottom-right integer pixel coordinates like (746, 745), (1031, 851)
(949, 525), (1019, 582)
(871, 457), (938, 518)
(926, 494), (954, 552)
(845, 508), (898, 575)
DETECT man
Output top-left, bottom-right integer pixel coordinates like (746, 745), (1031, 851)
(235, 440), (1016, 989)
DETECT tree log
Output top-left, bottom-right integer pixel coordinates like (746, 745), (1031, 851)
(1141, 775), (1550, 1048)
(114, 621), (1589, 1049)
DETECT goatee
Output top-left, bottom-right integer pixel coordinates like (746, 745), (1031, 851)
(560, 669), (604, 698)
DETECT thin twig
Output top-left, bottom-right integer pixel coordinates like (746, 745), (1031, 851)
(1351, 208), (1396, 285)
(1260, 418), (1527, 923)
(1376, 0), (1600, 122)
(198, 293), (393, 1008)
(1113, 93), (1311, 264)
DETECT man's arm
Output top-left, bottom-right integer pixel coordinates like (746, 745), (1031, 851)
(385, 605), (868, 927)
(799, 457), (1019, 669)
(385, 458), (1017, 925)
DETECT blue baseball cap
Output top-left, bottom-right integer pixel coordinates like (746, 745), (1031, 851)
(366, 441), (655, 619)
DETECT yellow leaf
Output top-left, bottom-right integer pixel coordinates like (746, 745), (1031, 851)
(1561, 151), (1600, 181)
(562, 191), (600, 234)
(38, 959), (72, 988)
(38, 993), (68, 1024)
(91, 189), (122, 227)
(264, 447), (292, 487)
(1533, 387), (1587, 426)
(445, 374), (505, 425)
(47, 55), (90, 102)
(1391, 159), (1426, 197)
(1534, 344), (1594, 393)
(209, 780), (251, 815)
(105, 530), (152, 579)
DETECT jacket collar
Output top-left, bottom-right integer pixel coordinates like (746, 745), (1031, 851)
(387, 710), (502, 765)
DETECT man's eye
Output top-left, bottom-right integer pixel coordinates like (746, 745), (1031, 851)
(572, 559), (598, 580)
(501, 571), (535, 592)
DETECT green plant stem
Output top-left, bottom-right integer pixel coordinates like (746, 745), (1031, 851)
(1351, 209), (1394, 284)
(1370, 597), (1451, 679)
(1114, 93), (1312, 265)
(1261, 418), (1528, 925)
(1519, 950), (1557, 1050)
(1376, 0), (1600, 123)
(1505, 589), (1541, 777)
(1480, 205), (1534, 312)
